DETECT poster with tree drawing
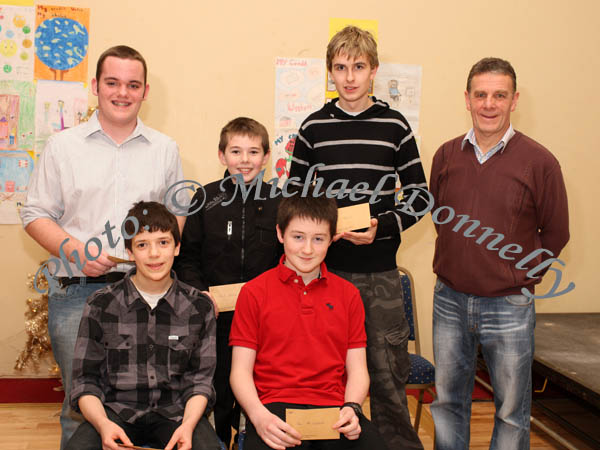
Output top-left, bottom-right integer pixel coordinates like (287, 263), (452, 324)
(34, 5), (89, 82)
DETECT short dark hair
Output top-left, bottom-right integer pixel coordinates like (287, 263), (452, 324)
(277, 190), (338, 238)
(467, 57), (517, 93)
(218, 117), (270, 154)
(124, 201), (180, 251)
(96, 45), (148, 86)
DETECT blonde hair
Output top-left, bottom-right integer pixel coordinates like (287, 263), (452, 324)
(326, 26), (379, 71)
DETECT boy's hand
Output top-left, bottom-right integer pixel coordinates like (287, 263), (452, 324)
(253, 408), (302, 449)
(341, 218), (378, 246)
(164, 421), (194, 450)
(97, 417), (132, 450)
(332, 406), (361, 440)
(201, 291), (219, 318)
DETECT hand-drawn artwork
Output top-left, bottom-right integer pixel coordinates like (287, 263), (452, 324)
(34, 80), (87, 154)
(272, 130), (296, 188)
(34, 5), (89, 82)
(326, 18), (378, 100)
(373, 63), (422, 134)
(0, 80), (34, 150)
(0, 5), (35, 81)
(0, 150), (33, 223)
(274, 57), (325, 187)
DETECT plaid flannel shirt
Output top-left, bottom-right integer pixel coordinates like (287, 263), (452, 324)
(70, 270), (216, 423)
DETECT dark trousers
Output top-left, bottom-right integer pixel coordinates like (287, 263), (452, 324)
(244, 403), (389, 450)
(64, 406), (221, 450)
(214, 311), (240, 447)
(332, 269), (424, 449)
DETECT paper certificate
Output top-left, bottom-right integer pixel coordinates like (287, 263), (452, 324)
(286, 407), (340, 440)
(336, 203), (372, 234)
(209, 282), (245, 312)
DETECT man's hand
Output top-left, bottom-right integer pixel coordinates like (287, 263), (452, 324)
(341, 218), (378, 246)
(332, 406), (361, 440)
(164, 422), (194, 450)
(72, 240), (117, 277)
(96, 417), (132, 450)
(201, 291), (219, 318)
(252, 408), (302, 449)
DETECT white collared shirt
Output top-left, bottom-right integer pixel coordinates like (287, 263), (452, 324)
(461, 124), (515, 164)
(21, 111), (185, 276)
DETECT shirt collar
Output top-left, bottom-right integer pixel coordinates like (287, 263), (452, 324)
(277, 255), (329, 285)
(122, 267), (179, 312)
(461, 124), (515, 152)
(83, 110), (152, 144)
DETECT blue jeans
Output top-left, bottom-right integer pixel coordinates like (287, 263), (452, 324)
(430, 279), (535, 450)
(47, 275), (110, 450)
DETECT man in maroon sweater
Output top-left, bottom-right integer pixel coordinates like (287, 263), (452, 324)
(429, 58), (569, 450)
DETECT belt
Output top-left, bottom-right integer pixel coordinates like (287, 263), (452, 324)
(58, 272), (125, 288)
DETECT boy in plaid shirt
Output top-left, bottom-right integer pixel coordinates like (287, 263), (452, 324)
(67, 201), (220, 450)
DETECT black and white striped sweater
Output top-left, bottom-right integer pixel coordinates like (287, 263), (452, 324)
(289, 97), (428, 272)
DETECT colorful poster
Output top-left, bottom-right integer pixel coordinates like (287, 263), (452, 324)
(0, 5), (35, 81)
(373, 63), (422, 134)
(326, 18), (378, 100)
(0, 150), (33, 223)
(34, 5), (89, 82)
(273, 57), (325, 187)
(0, 80), (35, 151)
(35, 80), (88, 155)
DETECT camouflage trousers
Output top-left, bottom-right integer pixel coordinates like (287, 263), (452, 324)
(332, 269), (424, 450)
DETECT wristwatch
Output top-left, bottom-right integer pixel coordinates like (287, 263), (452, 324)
(342, 401), (363, 417)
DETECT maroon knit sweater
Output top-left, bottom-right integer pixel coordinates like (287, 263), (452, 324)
(430, 131), (569, 297)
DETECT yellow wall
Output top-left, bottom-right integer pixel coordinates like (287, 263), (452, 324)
(2, 0), (598, 375)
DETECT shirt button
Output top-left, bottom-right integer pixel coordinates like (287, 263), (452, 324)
(149, 344), (154, 350)
(150, 375), (155, 380)
(303, 291), (307, 295)
(294, 279), (298, 283)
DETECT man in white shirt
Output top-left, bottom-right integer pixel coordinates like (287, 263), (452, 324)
(21, 45), (185, 449)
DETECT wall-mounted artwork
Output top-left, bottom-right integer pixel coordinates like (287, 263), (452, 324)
(273, 57), (325, 187)
(34, 5), (89, 82)
(0, 5), (35, 81)
(34, 80), (87, 155)
(0, 80), (34, 151)
(0, 150), (33, 223)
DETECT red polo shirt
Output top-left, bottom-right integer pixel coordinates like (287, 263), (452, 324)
(230, 257), (366, 406)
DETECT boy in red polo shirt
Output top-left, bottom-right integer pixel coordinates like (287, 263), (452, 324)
(229, 193), (388, 450)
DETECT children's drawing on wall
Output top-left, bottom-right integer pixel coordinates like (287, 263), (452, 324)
(274, 57), (325, 186)
(373, 62), (422, 134)
(0, 80), (34, 151)
(0, 150), (33, 223)
(34, 80), (87, 155)
(272, 130), (296, 188)
(0, 5), (35, 81)
(34, 5), (89, 82)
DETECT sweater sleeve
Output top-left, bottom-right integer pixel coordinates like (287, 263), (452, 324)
(174, 189), (209, 291)
(537, 163), (570, 258)
(375, 125), (429, 239)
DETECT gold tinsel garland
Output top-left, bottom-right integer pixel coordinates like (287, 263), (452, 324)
(14, 267), (59, 374)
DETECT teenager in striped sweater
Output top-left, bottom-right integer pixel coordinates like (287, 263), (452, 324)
(289, 26), (428, 449)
